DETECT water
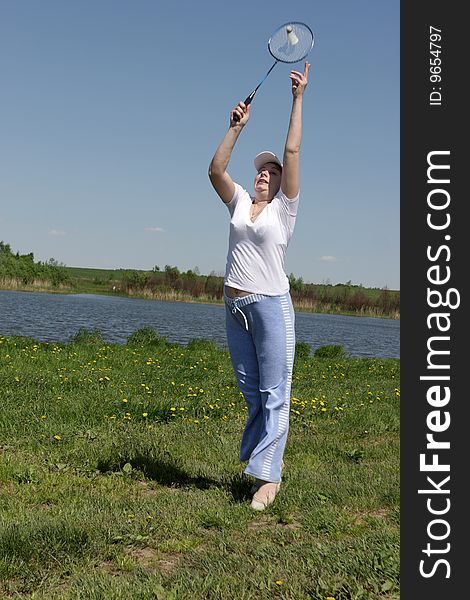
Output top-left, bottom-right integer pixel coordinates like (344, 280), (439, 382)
(0, 290), (399, 358)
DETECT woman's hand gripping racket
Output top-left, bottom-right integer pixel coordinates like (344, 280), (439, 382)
(233, 22), (314, 122)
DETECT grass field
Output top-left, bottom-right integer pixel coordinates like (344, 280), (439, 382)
(0, 330), (400, 599)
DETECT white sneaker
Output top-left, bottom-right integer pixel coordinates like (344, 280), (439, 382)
(250, 482), (281, 511)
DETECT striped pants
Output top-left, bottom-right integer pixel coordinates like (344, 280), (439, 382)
(224, 291), (295, 483)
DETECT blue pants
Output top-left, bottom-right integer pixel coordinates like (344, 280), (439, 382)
(224, 292), (295, 483)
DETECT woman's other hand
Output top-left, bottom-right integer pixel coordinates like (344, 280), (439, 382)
(290, 61), (310, 98)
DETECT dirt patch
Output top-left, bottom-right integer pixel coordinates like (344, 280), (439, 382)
(46, 577), (73, 596)
(278, 521), (302, 530)
(353, 508), (389, 525)
(135, 481), (159, 497)
(124, 546), (181, 575)
(100, 560), (125, 577)
(248, 516), (276, 530)
(126, 546), (158, 565)
(0, 581), (19, 599)
(248, 516), (302, 531)
(0, 482), (15, 493)
(155, 553), (181, 575)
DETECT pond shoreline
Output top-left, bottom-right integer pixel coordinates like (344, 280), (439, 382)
(0, 289), (400, 358)
(0, 284), (400, 320)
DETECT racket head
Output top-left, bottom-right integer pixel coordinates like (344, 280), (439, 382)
(268, 22), (314, 63)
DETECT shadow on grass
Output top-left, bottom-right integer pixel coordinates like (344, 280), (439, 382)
(96, 453), (215, 488)
(96, 452), (252, 501)
(224, 472), (253, 504)
(97, 453), (253, 503)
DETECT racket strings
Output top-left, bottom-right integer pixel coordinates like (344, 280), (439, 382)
(268, 23), (313, 63)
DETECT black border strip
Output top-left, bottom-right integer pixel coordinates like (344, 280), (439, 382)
(400, 2), (466, 597)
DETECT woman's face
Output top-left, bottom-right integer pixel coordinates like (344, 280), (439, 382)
(254, 162), (282, 199)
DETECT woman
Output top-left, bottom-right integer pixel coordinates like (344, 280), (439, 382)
(208, 62), (310, 510)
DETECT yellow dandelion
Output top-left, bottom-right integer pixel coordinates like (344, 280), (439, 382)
(142, 412), (148, 417)
(53, 435), (62, 441)
(275, 580), (285, 585)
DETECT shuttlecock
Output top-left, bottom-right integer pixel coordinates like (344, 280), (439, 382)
(286, 25), (299, 46)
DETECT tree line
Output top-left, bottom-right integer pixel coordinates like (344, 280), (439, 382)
(0, 241), (70, 286)
(0, 242), (399, 317)
(119, 264), (400, 317)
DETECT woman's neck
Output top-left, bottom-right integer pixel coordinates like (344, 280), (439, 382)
(253, 192), (272, 204)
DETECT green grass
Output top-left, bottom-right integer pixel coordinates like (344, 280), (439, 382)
(0, 332), (400, 599)
(62, 267), (123, 295)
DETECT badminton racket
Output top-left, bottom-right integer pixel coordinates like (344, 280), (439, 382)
(234, 22), (314, 121)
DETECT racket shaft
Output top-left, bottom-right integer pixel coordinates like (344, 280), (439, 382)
(234, 60), (278, 120)
(244, 61), (278, 106)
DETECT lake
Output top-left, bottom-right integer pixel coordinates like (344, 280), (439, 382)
(0, 290), (399, 358)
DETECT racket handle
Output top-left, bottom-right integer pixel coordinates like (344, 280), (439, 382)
(233, 90), (257, 123)
(244, 90), (257, 106)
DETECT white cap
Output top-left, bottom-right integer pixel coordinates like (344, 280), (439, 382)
(254, 151), (283, 172)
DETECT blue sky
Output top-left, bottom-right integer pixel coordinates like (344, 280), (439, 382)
(0, 0), (399, 290)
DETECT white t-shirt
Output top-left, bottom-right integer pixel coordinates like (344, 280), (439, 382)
(224, 182), (299, 295)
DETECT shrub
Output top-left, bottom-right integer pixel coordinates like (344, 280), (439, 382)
(314, 344), (347, 359)
(295, 342), (311, 359)
(70, 329), (106, 345)
(186, 338), (220, 352)
(127, 327), (167, 347)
